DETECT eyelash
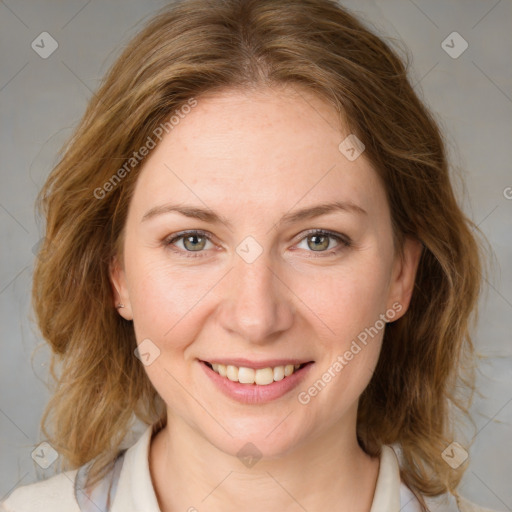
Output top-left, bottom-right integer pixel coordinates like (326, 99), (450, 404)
(163, 229), (352, 259)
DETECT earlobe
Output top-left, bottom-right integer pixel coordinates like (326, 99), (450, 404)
(109, 255), (133, 320)
(387, 237), (423, 320)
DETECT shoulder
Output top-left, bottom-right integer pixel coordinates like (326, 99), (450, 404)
(385, 445), (500, 512)
(403, 483), (502, 512)
(400, 482), (501, 512)
(0, 423), (154, 512)
(425, 492), (504, 512)
(0, 470), (80, 512)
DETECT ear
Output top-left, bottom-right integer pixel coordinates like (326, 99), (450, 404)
(109, 254), (133, 321)
(386, 236), (423, 321)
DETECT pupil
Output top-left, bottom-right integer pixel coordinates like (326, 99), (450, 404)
(309, 234), (328, 251)
(185, 235), (204, 251)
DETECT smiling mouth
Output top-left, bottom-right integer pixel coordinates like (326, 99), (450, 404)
(202, 361), (313, 386)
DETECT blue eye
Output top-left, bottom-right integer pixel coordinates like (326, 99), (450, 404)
(164, 229), (351, 258)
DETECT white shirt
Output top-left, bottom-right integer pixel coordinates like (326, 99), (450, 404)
(0, 424), (494, 512)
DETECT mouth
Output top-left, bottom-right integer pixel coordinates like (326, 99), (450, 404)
(201, 360), (314, 386)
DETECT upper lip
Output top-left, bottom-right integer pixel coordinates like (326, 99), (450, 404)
(200, 358), (314, 369)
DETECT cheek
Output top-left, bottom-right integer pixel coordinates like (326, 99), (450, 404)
(126, 236), (392, 351)
(125, 252), (189, 338)
(292, 254), (392, 343)
(127, 260), (201, 394)
(126, 251), (221, 352)
(325, 335), (383, 418)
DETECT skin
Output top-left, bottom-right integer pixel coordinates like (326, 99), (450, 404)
(110, 85), (422, 512)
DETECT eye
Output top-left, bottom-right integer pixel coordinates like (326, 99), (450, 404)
(295, 229), (351, 257)
(164, 230), (214, 258)
(164, 229), (351, 258)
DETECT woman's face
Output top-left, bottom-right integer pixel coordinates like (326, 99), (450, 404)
(111, 85), (421, 457)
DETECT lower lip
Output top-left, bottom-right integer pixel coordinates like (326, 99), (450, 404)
(199, 361), (314, 404)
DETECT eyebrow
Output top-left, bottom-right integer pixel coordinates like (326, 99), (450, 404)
(141, 200), (367, 227)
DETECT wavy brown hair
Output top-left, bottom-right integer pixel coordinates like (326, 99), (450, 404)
(32, 0), (487, 509)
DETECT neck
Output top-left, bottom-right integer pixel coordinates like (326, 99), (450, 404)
(149, 410), (380, 512)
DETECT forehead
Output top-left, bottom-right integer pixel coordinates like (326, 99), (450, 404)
(129, 86), (386, 222)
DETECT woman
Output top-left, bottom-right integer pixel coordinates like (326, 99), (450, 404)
(1, 0), (496, 511)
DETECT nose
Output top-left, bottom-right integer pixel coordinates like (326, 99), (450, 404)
(217, 251), (295, 345)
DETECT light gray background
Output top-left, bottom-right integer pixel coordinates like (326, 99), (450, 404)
(1, 0), (511, 510)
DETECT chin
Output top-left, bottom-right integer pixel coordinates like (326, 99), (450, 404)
(200, 419), (305, 461)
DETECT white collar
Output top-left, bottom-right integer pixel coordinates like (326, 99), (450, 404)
(110, 424), (418, 512)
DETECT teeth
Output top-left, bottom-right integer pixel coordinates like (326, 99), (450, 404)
(226, 365), (238, 381)
(273, 365), (284, 381)
(255, 367), (274, 385)
(209, 362), (304, 385)
(238, 367), (255, 384)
